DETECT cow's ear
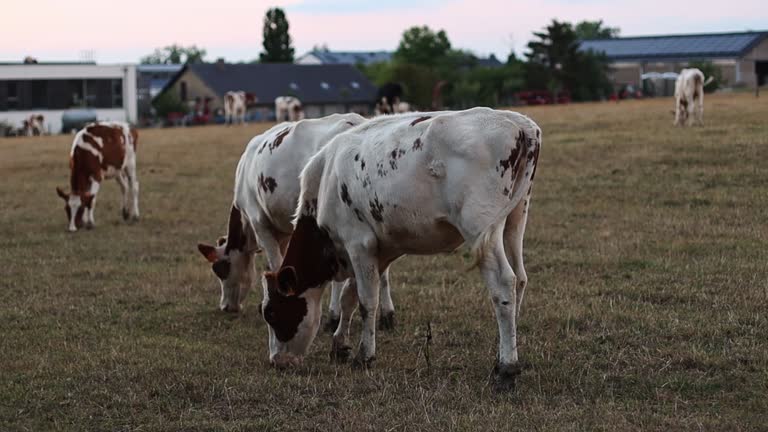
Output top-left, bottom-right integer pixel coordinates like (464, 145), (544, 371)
(56, 187), (69, 200)
(277, 266), (299, 296)
(197, 243), (218, 263)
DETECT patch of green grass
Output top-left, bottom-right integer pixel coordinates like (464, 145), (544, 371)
(1, 93), (767, 430)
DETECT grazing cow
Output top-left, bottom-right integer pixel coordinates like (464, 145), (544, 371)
(674, 68), (713, 127)
(261, 108), (541, 391)
(376, 83), (404, 114)
(23, 115), (45, 136)
(274, 96), (305, 122)
(55, 122), (140, 232)
(196, 113), (396, 327)
(224, 91), (256, 125)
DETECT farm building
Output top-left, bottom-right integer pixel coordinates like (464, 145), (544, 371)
(580, 31), (768, 94)
(296, 49), (504, 68)
(154, 62), (378, 119)
(0, 61), (137, 133)
(137, 64), (183, 124)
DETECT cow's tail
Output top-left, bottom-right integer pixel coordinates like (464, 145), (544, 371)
(468, 123), (541, 271)
(703, 76), (714, 87)
(294, 148), (328, 225)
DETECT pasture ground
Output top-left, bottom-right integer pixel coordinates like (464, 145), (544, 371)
(1, 93), (767, 431)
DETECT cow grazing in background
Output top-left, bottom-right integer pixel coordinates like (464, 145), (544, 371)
(674, 68), (713, 127)
(224, 91), (256, 125)
(196, 113), (396, 329)
(376, 82), (403, 114)
(261, 108), (541, 391)
(23, 115), (45, 136)
(274, 96), (305, 122)
(374, 97), (411, 115)
(55, 122), (139, 232)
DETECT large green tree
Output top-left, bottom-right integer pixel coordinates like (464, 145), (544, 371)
(525, 20), (612, 101)
(574, 20), (620, 40)
(140, 44), (206, 64)
(260, 8), (295, 63)
(394, 26), (452, 67)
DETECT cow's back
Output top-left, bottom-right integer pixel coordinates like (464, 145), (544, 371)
(235, 113), (365, 233)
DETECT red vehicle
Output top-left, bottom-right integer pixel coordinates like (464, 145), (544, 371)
(516, 90), (571, 105)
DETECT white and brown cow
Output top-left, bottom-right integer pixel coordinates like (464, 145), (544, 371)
(224, 91), (256, 125)
(674, 68), (713, 127)
(23, 115), (45, 136)
(196, 113), (396, 329)
(274, 96), (305, 122)
(55, 121), (139, 232)
(261, 108), (541, 391)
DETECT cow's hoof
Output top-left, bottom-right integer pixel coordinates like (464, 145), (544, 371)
(492, 362), (523, 392)
(330, 341), (352, 364)
(378, 312), (396, 331)
(351, 354), (375, 370)
(121, 208), (130, 221)
(324, 315), (340, 333)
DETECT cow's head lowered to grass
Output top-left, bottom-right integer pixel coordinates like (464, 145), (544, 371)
(198, 205), (260, 313)
(261, 215), (339, 367)
(56, 187), (94, 231)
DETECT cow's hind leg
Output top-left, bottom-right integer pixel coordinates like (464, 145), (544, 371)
(85, 194), (97, 229)
(504, 194), (530, 316)
(481, 223), (522, 391)
(349, 245), (380, 369)
(378, 266), (396, 330)
(330, 278), (358, 363)
(125, 164), (140, 221)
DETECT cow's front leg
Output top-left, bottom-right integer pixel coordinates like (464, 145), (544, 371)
(116, 172), (130, 221)
(481, 224), (522, 392)
(349, 249), (380, 369)
(325, 280), (344, 333)
(378, 266), (396, 330)
(126, 164), (140, 221)
(84, 195), (98, 229)
(330, 278), (357, 363)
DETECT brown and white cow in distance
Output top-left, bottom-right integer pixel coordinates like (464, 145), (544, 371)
(56, 121), (139, 232)
(261, 108), (541, 391)
(224, 91), (256, 125)
(23, 115), (45, 136)
(274, 96), (305, 122)
(197, 113), (395, 328)
(674, 68), (713, 127)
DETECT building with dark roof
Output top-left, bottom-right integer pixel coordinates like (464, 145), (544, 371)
(155, 62), (378, 119)
(579, 31), (768, 92)
(296, 50), (393, 66)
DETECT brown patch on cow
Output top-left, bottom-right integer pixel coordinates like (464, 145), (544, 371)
(129, 126), (139, 152)
(361, 175), (371, 189)
(302, 199), (318, 218)
(388, 148), (407, 170)
(353, 208), (365, 222)
(369, 195), (384, 222)
(498, 130), (525, 179)
(85, 124), (126, 170)
(530, 139), (541, 181)
(354, 154), (360, 161)
(376, 162), (387, 177)
(224, 93), (234, 105)
(212, 260), (231, 279)
(340, 183), (353, 206)
(268, 127), (292, 154)
(258, 173), (278, 194)
(412, 137), (423, 151)
(410, 116), (431, 126)
(70, 146), (102, 194)
(225, 205), (246, 253)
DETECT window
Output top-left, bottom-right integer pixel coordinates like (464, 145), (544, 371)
(350, 81), (360, 89)
(112, 79), (123, 107)
(6, 81), (19, 110)
(0, 79), (123, 110)
(180, 81), (188, 101)
(320, 82), (330, 90)
(289, 82), (299, 91)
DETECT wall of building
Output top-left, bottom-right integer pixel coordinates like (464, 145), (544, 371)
(739, 37), (768, 87)
(0, 64), (137, 133)
(167, 70), (221, 111)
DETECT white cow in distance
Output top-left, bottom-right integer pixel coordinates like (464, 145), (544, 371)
(224, 91), (256, 125)
(196, 113), (396, 330)
(674, 68), (713, 127)
(275, 96), (305, 122)
(261, 108), (541, 391)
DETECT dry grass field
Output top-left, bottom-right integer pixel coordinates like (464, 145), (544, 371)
(1, 93), (767, 431)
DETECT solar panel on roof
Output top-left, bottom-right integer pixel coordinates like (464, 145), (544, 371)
(579, 32), (766, 60)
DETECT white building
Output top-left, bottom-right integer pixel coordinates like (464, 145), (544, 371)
(0, 62), (137, 134)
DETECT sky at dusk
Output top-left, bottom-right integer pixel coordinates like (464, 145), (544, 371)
(1, 0), (766, 63)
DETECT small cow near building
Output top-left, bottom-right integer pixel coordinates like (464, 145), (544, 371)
(274, 96), (305, 122)
(55, 122), (140, 232)
(197, 113), (396, 329)
(224, 91), (256, 125)
(261, 108), (541, 391)
(674, 68), (713, 127)
(22, 115), (45, 136)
